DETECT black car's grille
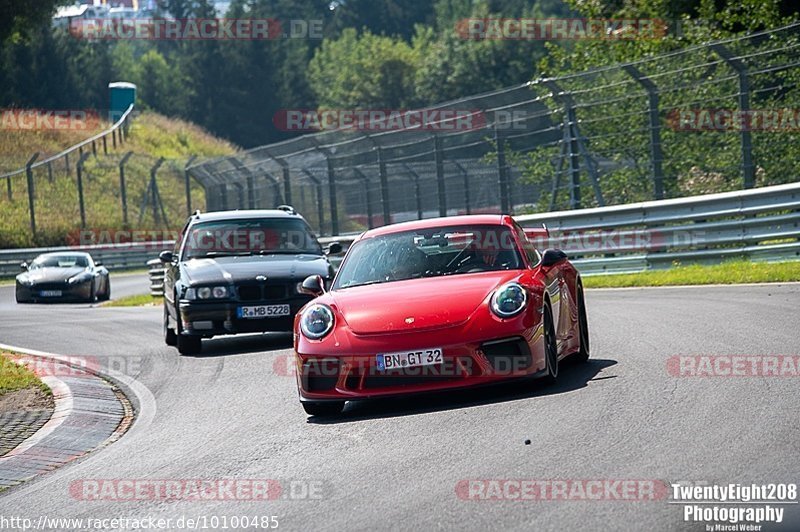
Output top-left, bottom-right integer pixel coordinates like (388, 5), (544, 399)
(33, 282), (69, 291)
(235, 282), (288, 302)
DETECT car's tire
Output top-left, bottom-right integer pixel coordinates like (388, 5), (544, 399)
(542, 303), (559, 384)
(574, 284), (590, 363)
(164, 305), (177, 346)
(100, 279), (111, 301)
(302, 401), (345, 417)
(88, 282), (97, 303)
(177, 333), (201, 355)
(175, 306), (201, 355)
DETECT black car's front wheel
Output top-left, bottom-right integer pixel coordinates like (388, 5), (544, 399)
(175, 306), (201, 355)
(302, 401), (345, 417)
(163, 305), (177, 346)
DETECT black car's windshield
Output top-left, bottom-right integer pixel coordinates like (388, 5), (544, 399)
(334, 224), (522, 289)
(30, 255), (89, 269)
(182, 218), (323, 260)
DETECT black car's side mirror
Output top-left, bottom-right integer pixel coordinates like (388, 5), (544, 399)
(20, 261), (28, 271)
(94, 260), (103, 267)
(325, 242), (343, 255)
(541, 248), (568, 267)
(158, 250), (174, 263)
(300, 274), (325, 297)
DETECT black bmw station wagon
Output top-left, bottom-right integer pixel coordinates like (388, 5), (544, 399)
(160, 206), (340, 355)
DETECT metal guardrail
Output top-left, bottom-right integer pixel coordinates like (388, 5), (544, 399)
(4, 180), (799, 283)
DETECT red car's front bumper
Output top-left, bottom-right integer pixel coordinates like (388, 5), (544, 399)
(295, 315), (547, 402)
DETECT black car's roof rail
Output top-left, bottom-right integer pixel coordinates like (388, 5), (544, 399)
(276, 205), (296, 215)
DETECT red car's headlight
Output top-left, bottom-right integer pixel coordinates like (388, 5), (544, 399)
(490, 282), (527, 318)
(300, 304), (335, 339)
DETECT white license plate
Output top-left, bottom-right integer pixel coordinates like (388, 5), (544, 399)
(376, 348), (443, 371)
(237, 304), (290, 319)
(39, 290), (62, 297)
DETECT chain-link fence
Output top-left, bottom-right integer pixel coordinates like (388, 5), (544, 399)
(189, 23), (800, 236)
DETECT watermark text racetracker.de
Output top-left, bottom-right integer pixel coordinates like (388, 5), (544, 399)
(1, 109), (100, 131)
(455, 479), (668, 501)
(667, 355), (800, 377)
(69, 478), (328, 502)
(69, 18), (323, 40)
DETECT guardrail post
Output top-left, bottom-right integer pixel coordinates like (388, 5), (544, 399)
(64, 153), (70, 176)
(92, 140), (97, 158)
(5, 177), (11, 201)
(112, 130), (117, 150)
(353, 168), (374, 229)
(454, 162), (470, 214)
(119, 151), (133, 227)
(493, 122), (511, 213)
(184, 155), (197, 216)
(47, 162), (53, 183)
(76, 152), (91, 229)
(102, 134), (108, 155)
(433, 135), (447, 216)
(623, 64), (665, 200)
(25, 153), (39, 236)
(377, 146), (390, 225)
(712, 44), (755, 189)
(301, 169), (325, 235)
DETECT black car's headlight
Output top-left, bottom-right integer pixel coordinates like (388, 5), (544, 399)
(184, 286), (228, 300)
(68, 273), (92, 285)
(300, 304), (335, 339)
(490, 282), (527, 318)
(18, 277), (33, 286)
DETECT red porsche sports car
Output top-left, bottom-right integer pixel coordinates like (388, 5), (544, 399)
(293, 215), (590, 416)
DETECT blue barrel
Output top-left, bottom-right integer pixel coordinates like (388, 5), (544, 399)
(109, 82), (136, 122)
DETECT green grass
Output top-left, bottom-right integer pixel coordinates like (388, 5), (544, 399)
(0, 112), (238, 249)
(0, 353), (51, 396)
(102, 294), (161, 307)
(584, 260), (800, 288)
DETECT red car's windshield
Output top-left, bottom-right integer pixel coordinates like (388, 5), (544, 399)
(334, 224), (523, 289)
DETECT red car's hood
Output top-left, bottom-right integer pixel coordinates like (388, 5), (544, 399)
(328, 272), (519, 335)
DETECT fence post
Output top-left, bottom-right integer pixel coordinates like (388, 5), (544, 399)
(301, 169), (325, 235)
(325, 156), (339, 236)
(47, 162), (53, 183)
(493, 122), (510, 213)
(92, 140), (97, 158)
(712, 44), (755, 189)
(25, 153), (39, 236)
(353, 168), (374, 229)
(233, 182), (245, 209)
(260, 168), (284, 207)
(184, 155), (197, 216)
(403, 164), (423, 220)
(377, 146), (390, 225)
(65, 152), (71, 177)
(623, 64), (665, 199)
(543, 80), (583, 209)
(102, 134), (108, 155)
(76, 152), (91, 229)
(230, 158), (257, 209)
(5, 176), (11, 201)
(112, 129), (117, 150)
(454, 162), (470, 214)
(119, 151), (133, 227)
(433, 135), (447, 216)
(266, 152), (293, 206)
(220, 184), (229, 210)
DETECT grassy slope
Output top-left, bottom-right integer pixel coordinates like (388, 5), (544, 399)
(0, 353), (51, 396)
(583, 260), (800, 288)
(0, 112), (238, 248)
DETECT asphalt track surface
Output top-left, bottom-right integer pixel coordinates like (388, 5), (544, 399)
(0, 274), (798, 531)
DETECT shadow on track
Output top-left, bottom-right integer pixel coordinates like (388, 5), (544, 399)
(183, 333), (293, 358)
(307, 357), (618, 424)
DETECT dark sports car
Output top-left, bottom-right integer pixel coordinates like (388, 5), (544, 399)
(293, 214), (590, 416)
(16, 252), (110, 303)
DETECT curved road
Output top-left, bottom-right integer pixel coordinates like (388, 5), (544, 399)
(0, 274), (798, 531)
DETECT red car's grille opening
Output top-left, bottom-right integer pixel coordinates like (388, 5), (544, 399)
(480, 337), (532, 375)
(301, 358), (341, 392)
